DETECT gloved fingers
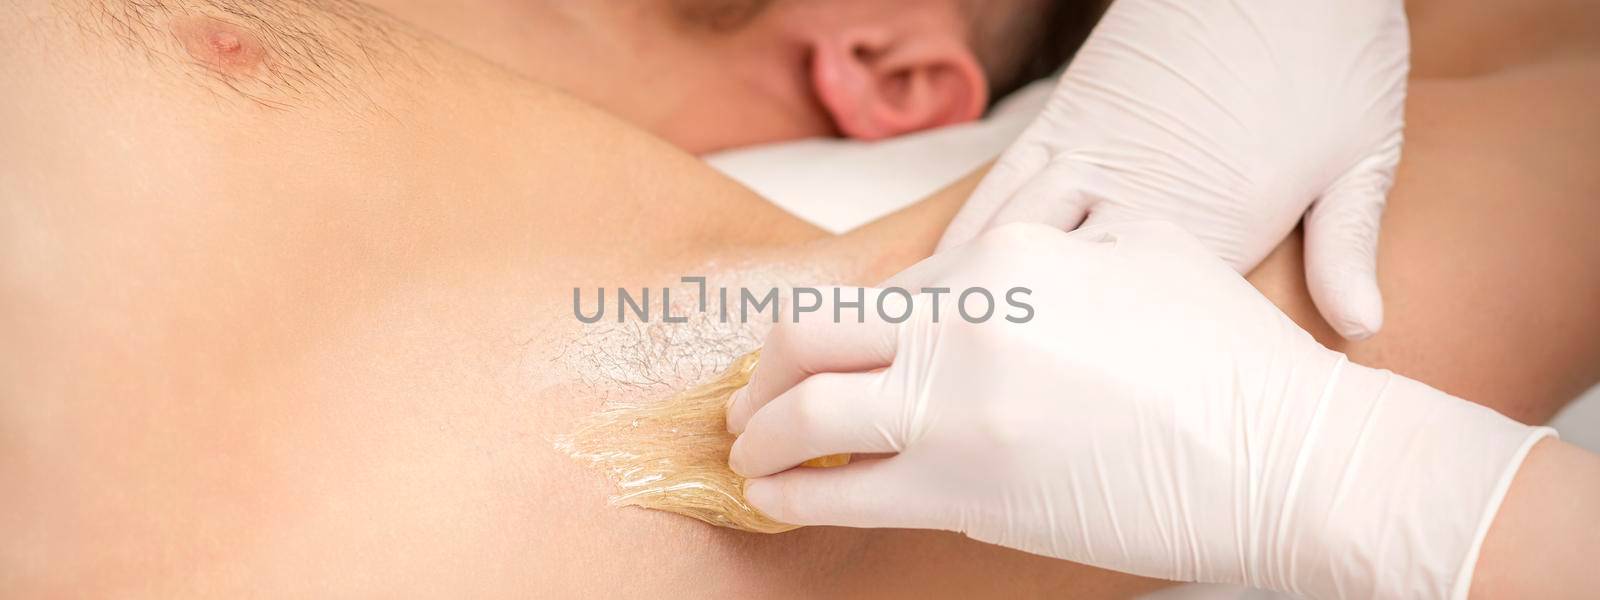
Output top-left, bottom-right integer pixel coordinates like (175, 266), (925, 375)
(1082, 204), (1268, 273)
(726, 287), (906, 434)
(1069, 215), (1220, 265)
(977, 163), (1095, 237)
(885, 221), (1090, 290)
(730, 370), (907, 478)
(937, 141), (1050, 252)
(877, 248), (963, 291)
(743, 457), (937, 529)
(1304, 175), (1388, 341)
(1075, 201), (1142, 232)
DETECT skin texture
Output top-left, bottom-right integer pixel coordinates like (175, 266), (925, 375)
(0, 3), (1152, 596)
(172, 16), (268, 76)
(0, 0), (1597, 597)
(1253, 59), (1600, 423)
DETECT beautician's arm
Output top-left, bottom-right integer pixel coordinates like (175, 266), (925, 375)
(728, 222), (1596, 599)
(1469, 439), (1600, 599)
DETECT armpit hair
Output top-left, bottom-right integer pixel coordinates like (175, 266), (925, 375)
(65, 0), (432, 111)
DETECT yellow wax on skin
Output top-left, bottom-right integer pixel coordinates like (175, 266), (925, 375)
(802, 454), (852, 468)
(555, 350), (849, 533)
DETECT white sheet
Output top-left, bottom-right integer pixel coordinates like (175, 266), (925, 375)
(705, 78), (1054, 234)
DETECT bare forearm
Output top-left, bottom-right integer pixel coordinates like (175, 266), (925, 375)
(1469, 439), (1600, 598)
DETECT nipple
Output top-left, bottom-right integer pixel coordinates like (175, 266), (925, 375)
(209, 30), (242, 54)
(172, 16), (265, 76)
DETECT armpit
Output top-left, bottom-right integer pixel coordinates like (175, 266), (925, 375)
(63, 0), (432, 111)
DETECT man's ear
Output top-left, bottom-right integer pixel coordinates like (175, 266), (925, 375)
(809, 30), (989, 140)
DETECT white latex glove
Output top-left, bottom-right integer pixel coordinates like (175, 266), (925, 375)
(727, 223), (1551, 600)
(940, 0), (1410, 340)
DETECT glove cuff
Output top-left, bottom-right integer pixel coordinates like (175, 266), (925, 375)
(1269, 361), (1554, 600)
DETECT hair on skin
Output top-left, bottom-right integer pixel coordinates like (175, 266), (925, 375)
(65, 0), (432, 111)
(670, 0), (777, 33)
(968, 0), (1110, 102)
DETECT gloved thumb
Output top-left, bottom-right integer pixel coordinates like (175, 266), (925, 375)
(976, 161), (1098, 238)
(743, 459), (936, 530)
(1304, 177), (1388, 341)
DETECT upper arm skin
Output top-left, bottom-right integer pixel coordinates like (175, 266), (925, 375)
(1250, 61), (1600, 424)
(0, 3), (1156, 598)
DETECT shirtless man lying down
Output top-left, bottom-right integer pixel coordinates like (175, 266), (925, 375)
(1, 0), (1597, 597)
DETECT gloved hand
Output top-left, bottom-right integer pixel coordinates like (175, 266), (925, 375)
(939, 0), (1410, 340)
(727, 223), (1551, 600)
